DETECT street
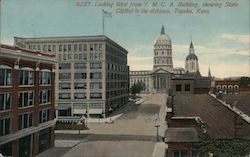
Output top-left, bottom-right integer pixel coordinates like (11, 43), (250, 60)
(37, 93), (167, 157)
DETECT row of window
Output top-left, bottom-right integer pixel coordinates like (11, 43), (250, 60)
(59, 62), (102, 70)
(28, 43), (103, 53)
(59, 52), (103, 61)
(0, 108), (51, 137)
(59, 103), (103, 109)
(0, 90), (51, 111)
(0, 68), (52, 87)
(59, 72), (102, 80)
(59, 93), (102, 99)
(59, 82), (102, 90)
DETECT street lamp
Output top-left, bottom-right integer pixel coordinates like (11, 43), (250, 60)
(155, 117), (160, 142)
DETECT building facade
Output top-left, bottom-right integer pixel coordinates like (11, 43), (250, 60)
(0, 44), (56, 157)
(130, 26), (173, 93)
(14, 36), (129, 118)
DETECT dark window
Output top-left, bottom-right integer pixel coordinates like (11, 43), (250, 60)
(19, 91), (33, 108)
(59, 63), (71, 70)
(74, 73), (86, 79)
(0, 117), (11, 136)
(59, 93), (71, 99)
(19, 70), (34, 85)
(59, 83), (71, 89)
(74, 63), (86, 69)
(59, 73), (71, 80)
(0, 93), (11, 111)
(40, 71), (51, 85)
(18, 112), (33, 130)
(176, 84), (182, 91)
(185, 84), (191, 91)
(74, 93), (86, 99)
(90, 93), (102, 99)
(0, 68), (12, 86)
(39, 90), (51, 104)
(90, 72), (102, 79)
(39, 128), (51, 153)
(0, 141), (12, 156)
(90, 63), (102, 69)
(74, 83), (86, 89)
(39, 109), (50, 123)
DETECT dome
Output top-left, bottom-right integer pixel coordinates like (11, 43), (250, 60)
(186, 53), (198, 60)
(154, 25), (171, 45)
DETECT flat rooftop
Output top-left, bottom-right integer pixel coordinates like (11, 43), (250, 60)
(173, 94), (250, 139)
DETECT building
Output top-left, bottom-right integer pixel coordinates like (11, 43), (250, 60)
(130, 25), (173, 93)
(165, 93), (250, 156)
(14, 35), (129, 118)
(0, 44), (56, 157)
(185, 41), (199, 74)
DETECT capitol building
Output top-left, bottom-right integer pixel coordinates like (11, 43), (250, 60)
(129, 25), (210, 93)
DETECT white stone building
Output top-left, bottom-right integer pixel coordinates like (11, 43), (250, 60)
(14, 35), (129, 118)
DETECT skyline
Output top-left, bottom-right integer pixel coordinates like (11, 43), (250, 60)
(0, 0), (249, 78)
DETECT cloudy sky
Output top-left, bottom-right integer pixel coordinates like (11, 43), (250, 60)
(0, 0), (249, 78)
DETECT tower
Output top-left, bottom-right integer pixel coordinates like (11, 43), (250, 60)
(185, 41), (199, 74)
(153, 25), (173, 71)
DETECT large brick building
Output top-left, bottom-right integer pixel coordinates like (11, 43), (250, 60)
(0, 44), (56, 157)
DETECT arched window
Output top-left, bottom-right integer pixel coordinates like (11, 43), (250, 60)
(234, 85), (239, 94)
(222, 85), (227, 94)
(228, 85), (233, 94)
(19, 67), (34, 85)
(0, 65), (12, 86)
(216, 85), (221, 93)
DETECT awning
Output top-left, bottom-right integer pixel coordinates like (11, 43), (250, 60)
(56, 104), (71, 110)
(57, 116), (85, 123)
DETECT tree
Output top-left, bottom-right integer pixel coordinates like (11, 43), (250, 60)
(240, 77), (250, 86)
(130, 81), (145, 96)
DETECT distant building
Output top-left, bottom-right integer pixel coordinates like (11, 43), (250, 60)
(14, 36), (129, 118)
(185, 41), (199, 74)
(214, 80), (240, 94)
(0, 44), (56, 157)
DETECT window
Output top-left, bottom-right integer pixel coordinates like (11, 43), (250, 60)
(0, 117), (11, 136)
(59, 83), (71, 89)
(48, 45), (51, 52)
(176, 84), (182, 91)
(99, 44), (102, 51)
(90, 82), (102, 89)
(90, 44), (93, 51)
(59, 93), (71, 99)
(74, 93), (86, 99)
(59, 73), (71, 80)
(19, 91), (33, 108)
(74, 44), (78, 52)
(73, 103), (86, 109)
(90, 63), (102, 69)
(74, 63), (86, 69)
(185, 84), (191, 91)
(0, 67), (12, 86)
(83, 44), (87, 51)
(43, 45), (47, 52)
(39, 109), (50, 123)
(90, 72), (102, 79)
(79, 44), (82, 52)
(74, 83), (86, 89)
(90, 93), (102, 99)
(18, 112), (33, 130)
(19, 70), (34, 85)
(59, 63), (71, 70)
(40, 71), (51, 85)
(39, 90), (51, 104)
(89, 103), (102, 109)
(59, 45), (62, 52)
(0, 93), (11, 111)
(52, 45), (56, 52)
(38, 45), (41, 51)
(74, 73), (86, 79)
(173, 150), (188, 157)
(63, 45), (67, 52)
(68, 45), (71, 52)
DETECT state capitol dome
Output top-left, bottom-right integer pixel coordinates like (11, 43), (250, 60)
(154, 25), (171, 45)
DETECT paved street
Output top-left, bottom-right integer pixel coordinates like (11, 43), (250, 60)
(37, 93), (167, 157)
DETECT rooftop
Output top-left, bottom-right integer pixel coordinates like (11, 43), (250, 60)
(173, 94), (250, 139)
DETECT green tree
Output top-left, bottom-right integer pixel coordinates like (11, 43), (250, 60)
(130, 81), (145, 96)
(240, 77), (250, 86)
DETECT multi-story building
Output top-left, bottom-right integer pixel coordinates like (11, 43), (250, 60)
(14, 35), (129, 118)
(0, 44), (56, 157)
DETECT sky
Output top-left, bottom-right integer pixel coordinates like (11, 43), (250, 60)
(0, 0), (249, 78)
